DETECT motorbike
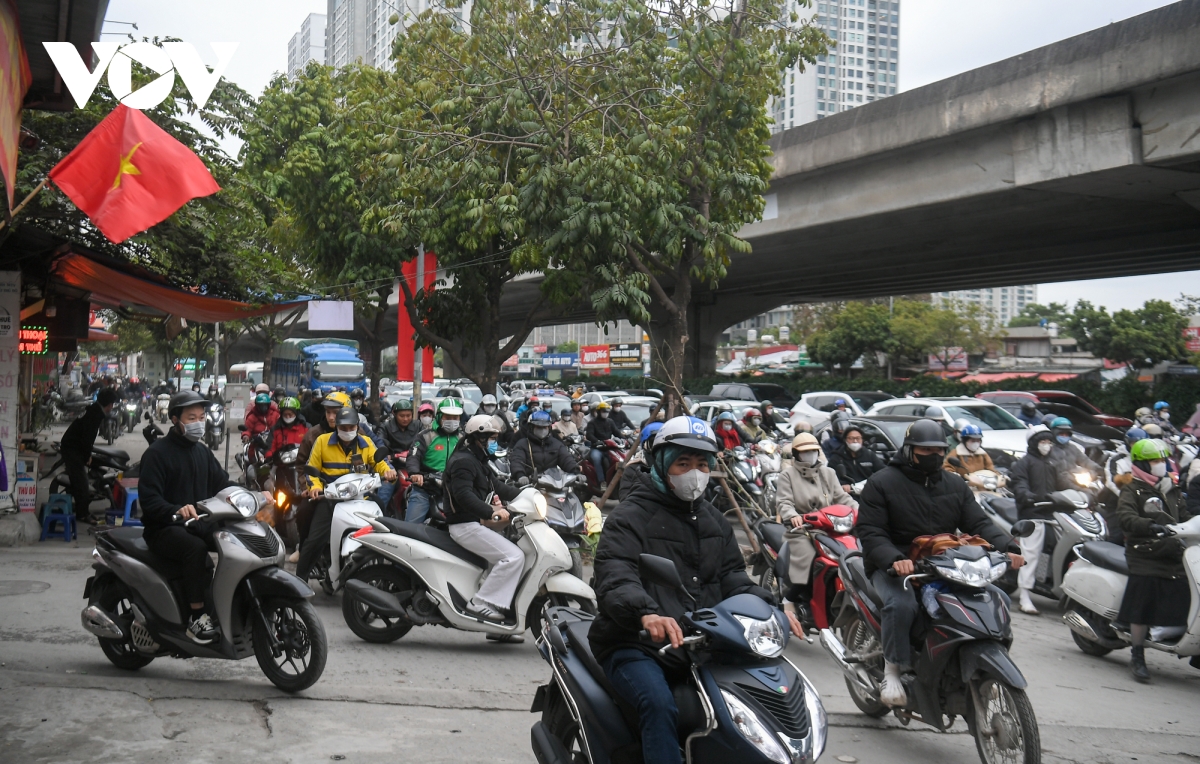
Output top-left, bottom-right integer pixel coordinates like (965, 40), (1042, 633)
(307, 472), (386, 596)
(155, 393), (172, 423)
(1061, 515), (1200, 664)
(526, 466), (590, 579)
(81, 486), (327, 692)
(265, 443), (306, 552)
(236, 426), (272, 491)
(100, 406), (121, 445)
(339, 484), (595, 644)
(205, 402), (226, 451)
(142, 412), (165, 446)
(953, 463), (1019, 542)
(823, 526), (1041, 764)
(33, 388), (65, 430)
(44, 442), (132, 521)
(530, 553), (828, 764)
(725, 445), (768, 515)
(63, 386), (91, 420)
(579, 429), (633, 496)
(119, 398), (141, 433)
(754, 439), (785, 513)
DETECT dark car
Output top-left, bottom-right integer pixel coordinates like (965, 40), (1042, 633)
(707, 382), (796, 409)
(812, 414), (959, 465)
(977, 390), (1125, 444)
(977, 390), (1132, 429)
(844, 390), (895, 411)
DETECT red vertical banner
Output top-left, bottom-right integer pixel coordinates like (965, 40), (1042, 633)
(396, 253), (437, 383)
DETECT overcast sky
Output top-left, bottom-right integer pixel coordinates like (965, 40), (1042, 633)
(100, 0), (1197, 312)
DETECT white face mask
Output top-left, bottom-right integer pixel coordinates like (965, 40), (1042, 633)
(598, 412), (608, 419)
(966, 441), (981, 453)
(1151, 461), (1168, 477)
(669, 469), (710, 502)
(282, 413), (296, 424)
(181, 420), (205, 442)
(441, 419), (460, 433)
(722, 422), (734, 431)
(1160, 412), (1170, 421)
(797, 450), (819, 465)
(1037, 441), (1053, 456)
(420, 415), (434, 427)
(337, 428), (357, 442)
(846, 442), (862, 453)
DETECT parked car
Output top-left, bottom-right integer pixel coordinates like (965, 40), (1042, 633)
(577, 390), (631, 408)
(813, 414), (952, 464)
(788, 390), (867, 428)
(865, 396), (1031, 464)
(977, 389), (1133, 429)
(707, 381), (796, 409)
(977, 391), (1125, 445)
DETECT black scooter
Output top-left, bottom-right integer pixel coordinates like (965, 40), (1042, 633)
(531, 554), (828, 764)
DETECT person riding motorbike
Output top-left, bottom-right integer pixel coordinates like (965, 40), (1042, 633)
(585, 401), (621, 487)
(713, 410), (742, 452)
(243, 393), (280, 442)
(618, 422), (664, 502)
(569, 399), (586, 431)
(509, 410), (578, 484)
(1046, 416), (1102, 477)
(479, 394), (515, 446)
(405, 398), (464, 524)
(1006, 427), (1060, 615)
(1114, 438), (1196, 681)
(1151, 400), (1179, 437)
(1017, 400), (1042, 427)
(303, 389), (326, 425)
(759, 400), (781, 435)
(206, 384), (223, 405)
(822, 410), (853, 457)
(349, 388), (376, 427)
(552, 409), (578, 439)
(589, 415), (804, 764)
(1102, 427), (1146, 542)
(380, 399), (420, 453)
(444, 414), (524, 635)
(608, 398), (635, 432)
(739, 407), (766, 444)
(943, 423), (995, 478)
(299, 391), (347, 465)
(265, 397), (308, 460)
(833, 397), (849, 413)
(855, 419), (1023, 707)
(776, 432), (857, 619)
(59, 388), (120, 523)
(416, 400), (436, 431)
(826, 423), (884, 492)
(138, 391), (241, 644)
(1134, 406), (1154, 426)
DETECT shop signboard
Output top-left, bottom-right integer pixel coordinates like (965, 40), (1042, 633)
(542, 353), (577, 369)
(608, 343), (642, 369)
(19, 326), (47, 354)
(579, 345), (609, 369)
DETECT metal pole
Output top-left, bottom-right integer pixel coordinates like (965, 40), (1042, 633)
(214, 322), (220, 387)
(887, 296), (894, 380)
(413, 245), (425, 407)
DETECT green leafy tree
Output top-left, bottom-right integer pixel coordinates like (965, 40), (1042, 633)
(925, 300), (996, 371)
(807, 302), (891, 376)
(1007, 302), (1070, 328)
(555, 341), (579, 354)
(1064, 300), (1186, 370)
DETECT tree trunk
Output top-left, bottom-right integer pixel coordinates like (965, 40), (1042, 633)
(262, 337), (276, 387)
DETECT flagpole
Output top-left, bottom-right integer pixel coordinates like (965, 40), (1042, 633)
(0, 178), (51, 232)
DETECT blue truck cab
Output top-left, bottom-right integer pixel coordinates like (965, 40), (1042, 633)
(274, 338), (367, 396)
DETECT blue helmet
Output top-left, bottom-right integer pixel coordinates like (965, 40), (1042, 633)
(715, 411), (737, 422)
(530, 410), (553, 425)
(1124, 426), (1147, 446)
(834, 398), (847, 407)
(1050, 416), (1072, 431)
(1154, 401), (1170, 411)
(959, 423), (983, 439)
(640, 421), (664, 446)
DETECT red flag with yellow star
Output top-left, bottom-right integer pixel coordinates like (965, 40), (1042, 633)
(48, 104), (220, 243)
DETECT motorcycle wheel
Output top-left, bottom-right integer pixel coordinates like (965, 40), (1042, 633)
(1067, 605), (1114, 657)
(528, 593), (597, 642)
(542, 680), (588, 763)
(569, 548), (584, 580)
(967, 677), (1041, 764)
(341, 565), (414, 643)
(252, 597), (327, 693)
(842, 615), (890, 718)
(93, 580), (154, 670)
(106, 427), (115, 446)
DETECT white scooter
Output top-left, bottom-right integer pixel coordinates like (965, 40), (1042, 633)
(339, 486), (595, 643)
(311, 472), (385, 595)
(1061, 515), (1200, 663)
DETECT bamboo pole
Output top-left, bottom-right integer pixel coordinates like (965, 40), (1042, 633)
(595, 442), (640, 511)
(716, 471), (759, 554)
(0, 178), (50, 233)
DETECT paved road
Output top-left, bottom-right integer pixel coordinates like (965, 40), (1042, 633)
(3, 425), (1197, 762)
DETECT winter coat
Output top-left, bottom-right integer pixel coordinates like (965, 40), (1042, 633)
(298, 422), (332, 466)
(714, 424), (742, 451)
(266, 417), (308, 459)
(589, 475), (770, 662)
(509, 434), (578, 481)
(826, 443), (885, 486)
(776, 461), (857, 522)
(943, 443), (995, 478)
(1115, 473), (1193, 578)
(305, 431), (389, 491)
(444, 441), (520, 524)
(60, 402), (106, 461)
(379, 416), (421, 454)
(1047, 440), (1099, 478)
(855, 456), (1016, 575)
(243, 403), (280, 439)
(138, 429), (236, 533)
(585, 415), (620, 445)
(1008, 433), (1065, 520)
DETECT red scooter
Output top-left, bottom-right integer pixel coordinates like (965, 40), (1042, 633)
(576, 430), (633, 496)
(387, 450), (412, 518)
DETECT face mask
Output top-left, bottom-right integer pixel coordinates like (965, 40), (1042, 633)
(1151, 461), (1168, 477)
(722, 422), (734, 431)
(1160, 412), (1170, 421)
(352, 400), (362, 409)
(669, 469), (710, 502)
(338, 428), (360, 443)
(420, 415), (433, 427)
(966, 441), (981, 453)
(282, 414), (296, 424)
(533, 426), (550, 439)
(442, 419), (460, 433)
(482, 405), (496, 415)
(847, 442), (862, 453)
(1037, 441), (1053, 456)
(751, 417), (762, 426)
(797, 450), (819, 465)
(487, 439), (499, 455)
(598, 412), (608, 419)
(181, 420), (205, 442)
(913, 452), (942, 475)
(1055, 435), (1071, 445)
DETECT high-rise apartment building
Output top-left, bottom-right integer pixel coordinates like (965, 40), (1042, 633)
(934, 285), (1038, 327)
(771, 0), (901, 130)
(326, 0), (472, 70)
(288, 13), (327, 78)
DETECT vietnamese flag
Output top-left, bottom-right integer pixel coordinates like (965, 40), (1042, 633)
(48, 104), (221, 243)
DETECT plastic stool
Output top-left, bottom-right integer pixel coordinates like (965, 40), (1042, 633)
(41, 494), (76, 542)
(114, 487), (141, 527)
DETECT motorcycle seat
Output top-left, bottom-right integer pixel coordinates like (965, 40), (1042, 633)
(843, 555), (884, 609)
(376, 518), (488, 569)
(758, 521), (785, 553)
(92, 445), (131, 465)
(1079, 540), (1129, 576)
(988, 497), (1019, 526)
(104, 527), (179, 577)
(561, 618), (614, 692)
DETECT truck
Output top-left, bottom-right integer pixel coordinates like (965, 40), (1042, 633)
(273, 338), (368, 396)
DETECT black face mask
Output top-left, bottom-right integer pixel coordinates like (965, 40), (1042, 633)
(913, 452), (942, 475)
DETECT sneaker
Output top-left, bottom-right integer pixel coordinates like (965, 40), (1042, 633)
(187, 613), (219, 644)
(486, 634), (525, 644)
(466, 601), (505, 623)
(1017, 590), (1039, 615)
(880, 662), (907, 707)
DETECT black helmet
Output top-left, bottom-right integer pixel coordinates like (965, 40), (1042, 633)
(830, 410), (852, 437)
(168, 390), (206, 419)
(335, 408), (359, 427)
(903, 419), (947, 448)
(1020, 401), (1038, 416)
(350, 388), (365, 400)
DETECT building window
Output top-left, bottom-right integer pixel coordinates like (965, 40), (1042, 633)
(817, 89), (824, 98)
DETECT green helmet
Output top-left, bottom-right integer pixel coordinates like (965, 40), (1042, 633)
(392, 399), (414, 412)
(437, 397), (464, 416)
(254, 393), (271, 405)
(280, 396), (301, 411)
(1130, 438), (1171, 462)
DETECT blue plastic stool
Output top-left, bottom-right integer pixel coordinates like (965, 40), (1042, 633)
(41, 494), (76, 542)
(106, 485), (141, 527)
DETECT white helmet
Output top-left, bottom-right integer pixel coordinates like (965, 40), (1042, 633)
(653, 415), (719, 454)
(480, 394), (498, 413)
(464, 414), (501, 437)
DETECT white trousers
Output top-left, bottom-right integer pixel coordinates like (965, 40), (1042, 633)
(449, 522), (526, 611)
(1017, 522), (1046, 592)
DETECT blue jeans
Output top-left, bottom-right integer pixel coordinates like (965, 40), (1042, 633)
(603, 649), (681, 764)
(870, 569), (920, 670)
(406, 485), (430, 524)
(589, 449), (607, 482)
(375, 482), (396, 516)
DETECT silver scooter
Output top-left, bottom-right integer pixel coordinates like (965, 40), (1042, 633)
(81, 487), (327, 692)
(310, 472), (386, 595)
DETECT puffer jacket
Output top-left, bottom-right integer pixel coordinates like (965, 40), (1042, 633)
(509, 433), (578, 481)
(589, 475), (770, 662)
(826, 443), (885, 485)
(775, 460), (857, 522)
(1008, 431), (1063, 520)
(943, 442), (995, 478)
(1115, 472), (1193, 578)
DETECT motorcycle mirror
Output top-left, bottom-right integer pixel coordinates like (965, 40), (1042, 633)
(1010, 519), (1037, 538)
(638, 554), (684, 591)
(948, 457), (963, 468)
(238, 424), (247, 431)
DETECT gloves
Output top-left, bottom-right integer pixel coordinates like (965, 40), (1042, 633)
(1147, 523), (1169, 536)
(516, 476), (530, 487)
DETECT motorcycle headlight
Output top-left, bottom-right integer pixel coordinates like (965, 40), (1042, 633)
(226, 488), (262, 518)
(830, 514), (855, 534)
(720, 690), (789, 764)
(532, 492), (548, 519)
(125, 403), (136, 410)
(275, 490), (289, 509)
(279, 449), (297, 464)
(326, 482), (357, 501)
(936, 556), (1007, 587)
(734, 614), (786, 658)
(983, 477), (998, 491)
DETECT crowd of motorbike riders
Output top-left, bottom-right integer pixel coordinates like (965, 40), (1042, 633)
(55, 373), (1199, 760)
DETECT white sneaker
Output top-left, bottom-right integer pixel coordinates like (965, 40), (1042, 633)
(466, 601), (505, 623)
(187, 613), (219, 644)
(1018, 590), (1039, 615)
(880, 662), (907, 707)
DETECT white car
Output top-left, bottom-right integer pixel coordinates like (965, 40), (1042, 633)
(789, 391), (865, 428)
(865, 396), (1031, 458)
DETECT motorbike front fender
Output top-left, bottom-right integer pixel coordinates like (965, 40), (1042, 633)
(243, 566), (315, 600)
(545, 571), (596, 601)
(958, 640), (1027, 689)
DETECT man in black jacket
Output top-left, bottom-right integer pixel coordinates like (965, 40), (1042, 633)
(59, 388), (120, 522)
(509, 410), (577, 483)
(856, 419), (1022, 708)
(138, 391), (239, 644)
(608, 398), (635, 431)
(445, 415), (523, 632)
(585, 401), (620, 486)
(826, 424), (885, 492)
(1007, 427), (1061, 614)
(590, 416), (803, 764)
(378, 399), (420, 453)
